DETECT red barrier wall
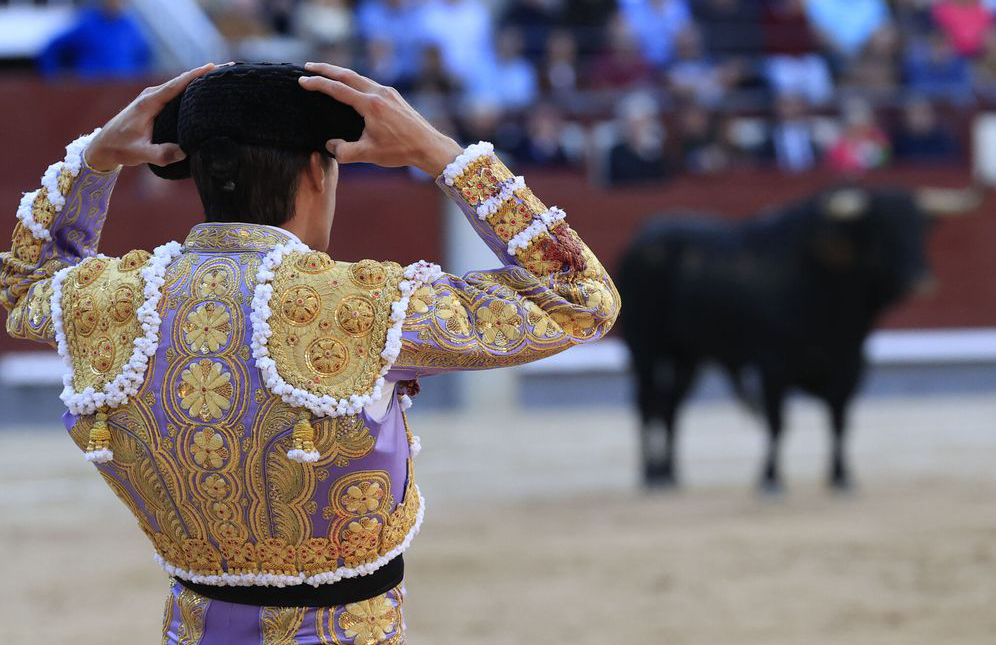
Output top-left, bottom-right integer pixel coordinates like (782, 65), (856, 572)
(1, 78), (994, 355)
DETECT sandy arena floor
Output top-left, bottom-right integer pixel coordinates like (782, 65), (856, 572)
(2, 395), (995, 644)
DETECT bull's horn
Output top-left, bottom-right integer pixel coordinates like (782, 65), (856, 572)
(916, 187), (983, 218)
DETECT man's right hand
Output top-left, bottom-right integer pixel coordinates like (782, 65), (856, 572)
(299, 63), (463, 177)
(85, 63), (217, 172)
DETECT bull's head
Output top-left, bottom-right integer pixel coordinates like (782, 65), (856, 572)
(811, 186), (966, 306)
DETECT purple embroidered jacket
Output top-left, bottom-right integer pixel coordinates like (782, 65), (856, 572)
(0, 134), (620, 590)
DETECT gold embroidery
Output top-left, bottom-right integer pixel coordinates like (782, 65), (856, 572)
(435, 291), (471, 336)
(197, 268), (233, 299)
(340, 518), (382, 568)
(339, 593), (399, 645)
(261, 606), (307, 645)
(342, 481), (386, 514)
(183, 223), (296, 252)
(336, 295), (376, 337)
(268, 255), (404, 401)
(305, 337), (349, 377)
(454, 157), (514, 205)
(190, 428), (229, 469)
(176, 587), (210, 645)
(161, 588), (174, 645)
(120, 249), (151, 272)
(349, 259), (388, 289)
(281, 285), (322, 325)
(296, 251), (334, 274)
(474, 300), (523, 346)
(183, 302), (232, 354)
(178, 359), (233, 421)
(60, 255), (146, 397)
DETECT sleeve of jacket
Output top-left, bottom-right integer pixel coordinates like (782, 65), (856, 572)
(389, 142), (620, 377)
(0, 130), (120, 347)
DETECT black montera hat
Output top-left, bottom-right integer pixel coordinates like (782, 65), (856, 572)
(149, 62), (365, 180)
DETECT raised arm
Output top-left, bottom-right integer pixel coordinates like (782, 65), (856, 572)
(392, 145), (619, 375)
(299, 63), (620, 377)
(1, 63), (215, 346)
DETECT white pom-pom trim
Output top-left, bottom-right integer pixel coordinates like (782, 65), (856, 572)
(251, 245), (442, 419)
(409, 434), (421, 458)
(287, 448), (320, 463)
(539, 206), (567, 228)
(441, 141), (494, 186)
(475, 175), (526, 220)
(83, 447), (114, 463)
(507, 220), (550, 255)
(52, 241), (181, 415)
(399, 393), (413, 411)
(17, 129), (102, 242)
(153, 485), (425, 587)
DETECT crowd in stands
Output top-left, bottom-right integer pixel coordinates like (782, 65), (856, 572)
(35, 0), (994, 184)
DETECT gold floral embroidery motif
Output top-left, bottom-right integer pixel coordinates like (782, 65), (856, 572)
(340, 518), (382, 568)
(339, 594), (399, 645)
(261, 606), (307, 645)
(342, 481), (385, 514)
(60, 254), (147, 394)
(281, 286), (321, 325)
(178, 360), (233, 421)
(407, 286), (433, 315)
(349, 260), (388, 288)
(475, 300), (523, 346)
(268, 255), (404, 400)
(175, 587), (210, 645)
(183, 223), (296, 251)
(296, 251), (334, 273)
(197, 269), (232, 299)
(487, 198), (535, 243)
(190, 428), (229, 469)
(161, 589), (174, 645)
(183, 303), (232, 353)
(435, 291), (472, 336)
(336, 295), (376, 336)
(119, 249), (151, 272)
(305, 337), (350, 376)
(455, 157), (514, 205)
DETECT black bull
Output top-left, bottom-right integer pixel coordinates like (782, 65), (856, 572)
(618, 187), (976, 492)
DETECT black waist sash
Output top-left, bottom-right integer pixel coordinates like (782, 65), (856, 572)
(177, 555), (403, 607)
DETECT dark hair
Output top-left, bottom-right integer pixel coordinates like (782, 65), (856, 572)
(190, 138), (330, 227)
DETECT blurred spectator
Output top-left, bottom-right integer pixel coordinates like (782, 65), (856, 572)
(412, 45), (461, 98)
(606, 92), (670, 185)
(619, 0), (692, 68)
(539, 30), (581, 97)
(973, 29), (996, 97)
(892, 0), (935, 37)
(357, 0), (422, 77)
(417, 0), (495, 85)
(840, 24), (901, 99)
(931, 0), (993, 58)
(805, 0), (891, 59)
(692, 0), (764, 60)
(263, 0), (298, 35)
(295, 0), (353, 50)
(826, 98), (890, 173)
(363, 38), (409, 89)
(456, 98), (519, 153)
(761, 0), (834, 104)
(563, 0), (619, 57)
(674, 104), (731, 174)
(589, 12), (654, 90)
(667, 27), (743, 107)
(38, 0), (151, 79)
(892, 97), (960, 163)
(904, 31), (973, 101)
(468, 28), (539, 109)
(761, 94), (820, 172)
(501, 0), (560, 63)
(512, 103), (575, 165)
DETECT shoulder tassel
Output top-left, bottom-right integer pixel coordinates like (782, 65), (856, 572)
(83, 408), (113, 463)
(287, 409), (320, 463)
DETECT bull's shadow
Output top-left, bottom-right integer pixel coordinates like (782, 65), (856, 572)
(618, 186), (975, 494)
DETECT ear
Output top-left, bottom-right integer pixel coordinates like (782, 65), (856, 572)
(304, 151), (328, 193)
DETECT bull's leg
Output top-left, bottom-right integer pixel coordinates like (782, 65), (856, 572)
(759, 379), (786, 495)
(641, 360), (696, 489)
(828, 401), (852, 492)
